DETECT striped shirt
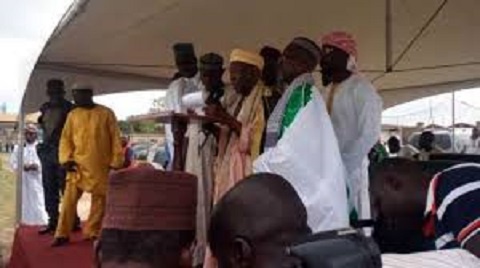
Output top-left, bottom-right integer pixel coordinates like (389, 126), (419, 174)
(424, 163), (480, 250)
(382, 249), (480, 268)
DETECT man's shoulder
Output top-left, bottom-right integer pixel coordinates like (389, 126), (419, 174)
(62, 100), (74, 109)
(349, 74), (376, 92)
(348, 74), (381, 102)
(39, 102), (50, 112)
(436, 163), (480, 199)
(69, 104), (113, 115)
(439, 164), (480, 182)
(168, 77), (184, 88)
(95, 104), (116, 116)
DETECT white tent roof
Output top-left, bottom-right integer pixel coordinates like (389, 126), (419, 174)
(23, 0), (480, 112)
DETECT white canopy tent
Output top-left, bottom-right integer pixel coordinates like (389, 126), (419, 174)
(21, 0), (480, 113)
(12, 0), (480, 225)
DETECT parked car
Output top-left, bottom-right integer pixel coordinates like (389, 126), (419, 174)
(147, 144), (168, 168)
(131, 142), (152, 160)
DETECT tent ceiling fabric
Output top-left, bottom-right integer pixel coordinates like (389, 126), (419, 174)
(24, 0), (480, 112)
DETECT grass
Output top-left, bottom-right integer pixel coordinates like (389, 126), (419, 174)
(0, 153), (16, 265)
(0, 154), (91, 266)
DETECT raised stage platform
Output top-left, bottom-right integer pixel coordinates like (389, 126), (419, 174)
(8, 226), (93, 268)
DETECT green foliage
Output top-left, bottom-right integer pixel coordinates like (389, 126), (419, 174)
(131, 121), (157, 134)
(118, 120), (132, 133)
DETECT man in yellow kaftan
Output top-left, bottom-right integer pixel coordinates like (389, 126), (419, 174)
(52, 85), (123, 247)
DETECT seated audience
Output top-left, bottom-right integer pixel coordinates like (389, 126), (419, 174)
(417, 131), (444, 160)
(387, 136), (418, 159)
(95, 166), (197, 268)
(371, 158), (480, 258)
(466, 127), (480, 154)
(208, 173), (311, 268)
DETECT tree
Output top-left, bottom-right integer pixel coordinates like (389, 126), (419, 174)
(118, 120), (132, 134)
(131, 121), (157, 134)
(150, 96), (167, 113)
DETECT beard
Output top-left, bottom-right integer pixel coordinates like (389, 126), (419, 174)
(321, 69), (333, 86)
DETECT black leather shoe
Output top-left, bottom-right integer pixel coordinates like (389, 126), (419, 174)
(51, 237), (70, 247)
(38, 226), (55, 235)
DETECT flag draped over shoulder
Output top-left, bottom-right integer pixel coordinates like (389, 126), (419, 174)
(254, 75), (349, 232)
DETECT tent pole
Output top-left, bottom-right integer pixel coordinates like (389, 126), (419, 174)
(15, 103), (25, 225)
(452, 90), (456, 153)
(385, 0), (393, 72)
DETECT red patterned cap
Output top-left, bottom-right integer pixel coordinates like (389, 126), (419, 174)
(103, 166), (197, 231)
(321, 31), (358, 58)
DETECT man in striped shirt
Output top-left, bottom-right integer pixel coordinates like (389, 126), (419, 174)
(371, 158), (480, 258)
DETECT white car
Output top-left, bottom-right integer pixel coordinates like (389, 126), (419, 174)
(407, 129), (470, 154)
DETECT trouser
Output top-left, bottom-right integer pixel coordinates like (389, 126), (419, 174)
(40, 157), (80, 229)
(55, 182), (106, 239)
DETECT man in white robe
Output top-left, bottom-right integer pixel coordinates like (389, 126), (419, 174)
(321, 31), (383, 223)
(164, 43), (201, 169)
(10, 124), (48, 225)
(254, 37), (349, 232)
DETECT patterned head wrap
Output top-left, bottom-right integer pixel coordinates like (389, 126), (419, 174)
(321, 31), (358, 71)
(321, 31), (358, 58)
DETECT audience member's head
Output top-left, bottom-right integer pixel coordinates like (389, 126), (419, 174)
(260, 46), (281, 88)
(208, 173), (310, 268)
(173, 43), (198, 79)
(96, 167), (197, 268)
(471, 127), (479, 140)
(370, 158), (432, 253)
(281, 37), (321, 84)
(229, 49), (263, 96)
(387, 136), (401, 154)
(418, 131), (435, 152)
(46, 79), (66, 103)
(72, 84), (94, 108)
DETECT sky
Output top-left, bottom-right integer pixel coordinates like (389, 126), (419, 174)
(0, 0), (74, 112)
(1, 0), (480, 124)
(383, 87), (480, 127)
(95, 90), (166, 120)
